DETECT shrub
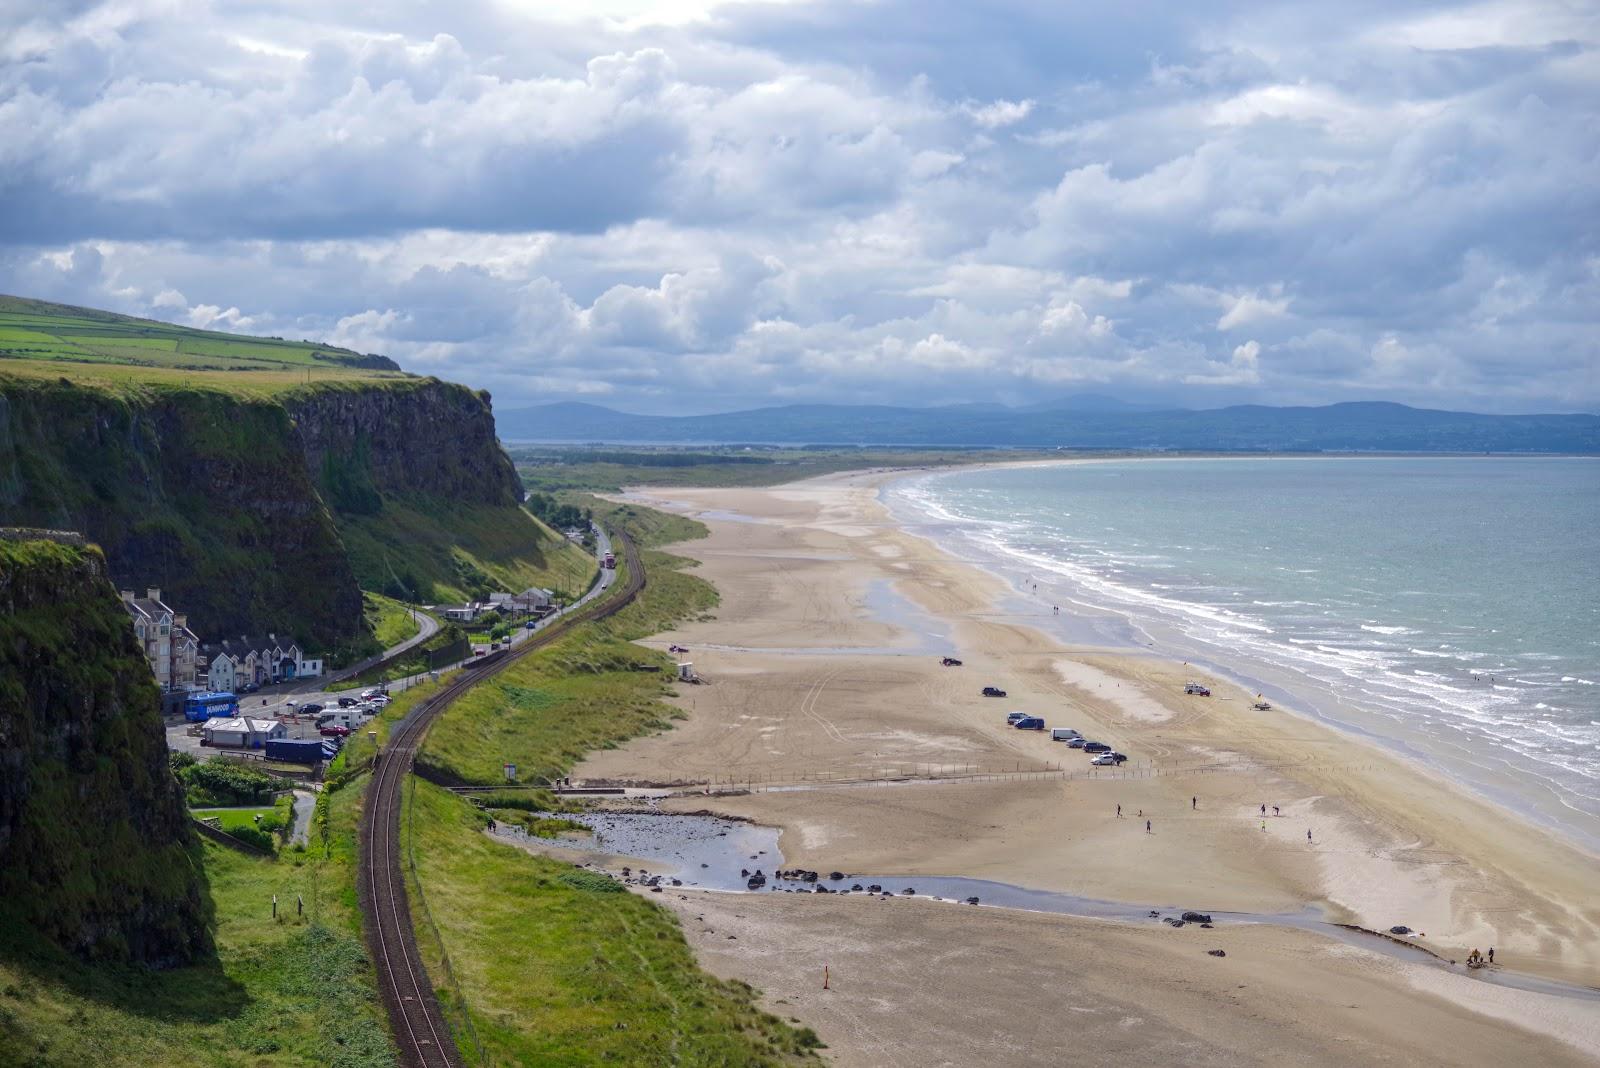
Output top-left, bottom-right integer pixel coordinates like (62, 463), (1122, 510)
(556, 869), (623, 893)
(180, 757), (278, 806)
(229, 824), (276, 852)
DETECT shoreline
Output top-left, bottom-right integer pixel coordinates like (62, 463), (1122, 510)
(878, 458), (1600, 856)
(572, 468), (1600, 1060)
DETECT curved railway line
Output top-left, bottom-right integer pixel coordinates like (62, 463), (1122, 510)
(358, 531), (645, 1068)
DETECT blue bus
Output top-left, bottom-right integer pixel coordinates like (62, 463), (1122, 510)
(184, 691), (240, 722)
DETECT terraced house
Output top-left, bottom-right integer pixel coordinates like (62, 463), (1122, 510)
(202, 634), (324, 691)
(120, 587), (199, 691)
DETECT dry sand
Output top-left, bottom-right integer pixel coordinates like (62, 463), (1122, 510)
(571, 470), (1600, 1063)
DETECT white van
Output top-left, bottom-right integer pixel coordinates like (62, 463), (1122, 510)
(1051, 727), (1081, 742)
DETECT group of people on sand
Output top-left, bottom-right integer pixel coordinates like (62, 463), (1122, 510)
(1467, 947), (1496, 966)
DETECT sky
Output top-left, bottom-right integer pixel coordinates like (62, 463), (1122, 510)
(2, 0), (1596, 414)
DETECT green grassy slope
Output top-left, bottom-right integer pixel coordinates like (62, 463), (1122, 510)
(0, 782), (395, 1067)
(405, 780), (820, 1066)
(339, 499), (596, 607)
(0, 295), (399, 373)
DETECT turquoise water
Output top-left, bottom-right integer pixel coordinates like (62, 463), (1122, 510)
(891, 457), (1600, 849)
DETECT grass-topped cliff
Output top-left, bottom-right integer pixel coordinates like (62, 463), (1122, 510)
(0, 297), (592, 658)
(0, 536), (212, 967)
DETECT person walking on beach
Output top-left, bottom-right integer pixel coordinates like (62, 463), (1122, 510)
(1192, 796), (1197, 810)
(1260, 803), (1266, 816)
(1146, 819), (1152, 834)
(1307, 828), (1313, 843)
(1273, 805), (1280, 816)
(1116, 804), (1122, 818)
(1488, 947), (1495, 964)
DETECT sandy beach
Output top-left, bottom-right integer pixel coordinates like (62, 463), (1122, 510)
(573, 469), (1600, 1063)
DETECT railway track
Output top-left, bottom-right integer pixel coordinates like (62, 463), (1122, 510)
(358, 531), (645, 1068)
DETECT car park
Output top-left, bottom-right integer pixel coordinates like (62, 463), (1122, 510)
(981, 686), (1007, 698)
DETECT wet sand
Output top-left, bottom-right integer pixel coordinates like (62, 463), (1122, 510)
(571, 470), (1600, 1062)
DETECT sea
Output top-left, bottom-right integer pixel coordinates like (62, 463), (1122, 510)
(888, 456), (1600, 852)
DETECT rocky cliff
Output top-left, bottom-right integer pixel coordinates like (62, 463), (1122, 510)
(0, 536), (212, 966)
(286, 379), (521, 509)
(0, 377), (366, 653)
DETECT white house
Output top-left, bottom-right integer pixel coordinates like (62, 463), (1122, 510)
(202, 634), (324, 690)
(202, 716), (286, 749)
(439, 603), (484, 623)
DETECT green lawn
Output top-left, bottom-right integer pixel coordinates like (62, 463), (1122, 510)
(405, 780), (821, 1065)
(190, 806), (275, 832)
(0, 782), (395, 1067)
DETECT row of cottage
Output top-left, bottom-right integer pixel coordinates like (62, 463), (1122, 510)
(122, 587), (323, 694)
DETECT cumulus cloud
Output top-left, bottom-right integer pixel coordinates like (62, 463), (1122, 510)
(0, 0), (1594, 413)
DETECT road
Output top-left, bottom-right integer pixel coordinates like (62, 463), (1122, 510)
(237, 528), (616, 720)
(359, 529), (643, 1068)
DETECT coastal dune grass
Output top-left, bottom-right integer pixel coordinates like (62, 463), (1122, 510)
(417, 546), (717, 786)
(404, 779), (820, 1065)
(0, 782), (394, 1067)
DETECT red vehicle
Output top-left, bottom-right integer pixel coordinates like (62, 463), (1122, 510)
(319, 725), (351, 737)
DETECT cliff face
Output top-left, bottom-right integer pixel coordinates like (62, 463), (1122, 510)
(0, 374), (527, 650)
(0, 379), (365, 652)
(0, 537), (212, 966)
(286, 379), (521, 509)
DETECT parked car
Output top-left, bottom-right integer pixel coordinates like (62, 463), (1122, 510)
(361, 688), (389, 700)
(525, 620), (537, 630)
(1082, 741), (1112, 754)
(1091, 752), (1127, 766)
(370, 695), (391, 707)
(238, 682), (260, 694)
(981, 686), (1007, 698)
(337, 697), (358, 707)
(1184, 682), (1211, 696)
(1006, 711), (1032, 724)
(300, 703), (324, 716)
(319, 725), (350, 737)
(1051, 727), (1081, 742)
(1066, 737), (1089, 749)
(941, 657), (963, 667)
(1014, 716), (1046, 731)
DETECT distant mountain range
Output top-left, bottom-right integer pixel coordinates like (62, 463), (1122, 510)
(497, 400), (1600, 453)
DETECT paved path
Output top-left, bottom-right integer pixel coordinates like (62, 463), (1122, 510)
(290, 789), (316, 847)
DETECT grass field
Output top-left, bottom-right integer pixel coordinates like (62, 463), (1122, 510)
(0, 782), (394, 1067)
(362, 593), (423, 650)
(0, 295), (398, 377)
(404, 779), (821, 1065)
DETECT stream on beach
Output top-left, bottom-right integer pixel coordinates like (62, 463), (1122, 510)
(498, 810), (1600, 1003)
